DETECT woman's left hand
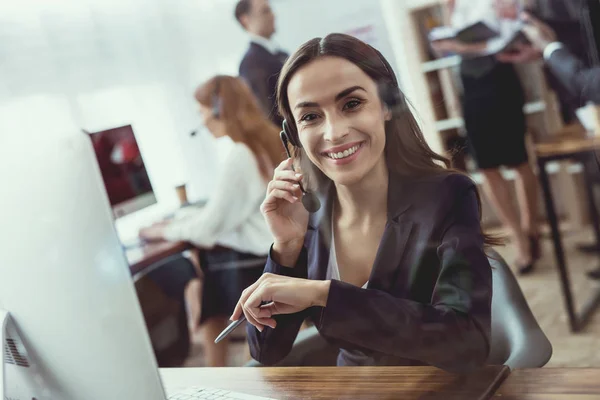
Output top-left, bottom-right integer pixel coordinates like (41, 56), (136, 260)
(231, 273), (331, 332)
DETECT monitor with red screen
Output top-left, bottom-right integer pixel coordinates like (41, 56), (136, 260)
(88, 125), (156, 218)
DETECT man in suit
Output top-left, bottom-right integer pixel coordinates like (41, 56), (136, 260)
(235, 0), (288, 126)
(498, 10), (600, 104)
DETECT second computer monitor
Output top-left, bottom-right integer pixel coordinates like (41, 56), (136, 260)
(89, 125), (156, 219)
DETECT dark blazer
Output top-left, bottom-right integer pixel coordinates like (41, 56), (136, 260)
(239, 42), (288, 127)
(547, 47), (600, 104)
(247, 172), (493, 373)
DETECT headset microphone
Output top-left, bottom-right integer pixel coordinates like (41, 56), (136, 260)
(279, 121), (321, 213)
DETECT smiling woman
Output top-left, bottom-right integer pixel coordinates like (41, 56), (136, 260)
(232, 33), (498, 373)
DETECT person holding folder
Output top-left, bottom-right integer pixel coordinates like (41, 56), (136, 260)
(432, 0), (541, 275)
(230, 33), (495, 373)
(497, 12), (600, 104)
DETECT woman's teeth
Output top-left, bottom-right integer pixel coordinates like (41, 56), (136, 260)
(326, 143), (362, 160)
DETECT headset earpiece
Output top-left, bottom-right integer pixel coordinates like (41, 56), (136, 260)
(378, 83), (406, 115)
(282, 119), (302, 148)
(212, 77), (222, 119)
(369, 47), (406, 114)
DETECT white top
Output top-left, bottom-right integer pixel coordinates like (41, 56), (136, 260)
(326, 212), (369, 289)
(249, 33), (283, 55)
(451, 0), (525, 55)
(164, 142), (273, 256)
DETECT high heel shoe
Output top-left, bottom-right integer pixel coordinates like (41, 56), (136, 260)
(517, 235), (539, 275)
(517, 261), (535, 275)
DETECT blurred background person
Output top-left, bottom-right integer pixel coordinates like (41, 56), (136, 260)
(432, 0), (541, 275)
(503, 0), (600, 122)
(498, 12), (600, 104)
(235, 0), (288, 126)
(139, 75), (285, 366)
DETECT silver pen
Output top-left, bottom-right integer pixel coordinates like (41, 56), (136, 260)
(214, 316), (247, 344)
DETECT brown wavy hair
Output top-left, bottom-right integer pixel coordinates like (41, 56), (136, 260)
(194, 75), (285, 181)
(275, 33), (502, 247)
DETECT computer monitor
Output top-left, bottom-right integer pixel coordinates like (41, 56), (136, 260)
(0, 132), (166, 399)
(1, 132), (273, 400)
(88, 125), (157, 219)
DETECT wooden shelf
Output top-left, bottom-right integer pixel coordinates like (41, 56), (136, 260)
(422, 56), (461, 73)
(523, 100), (546, 114)
(407, 0), (443, 11)
(436, 118), (464, 132)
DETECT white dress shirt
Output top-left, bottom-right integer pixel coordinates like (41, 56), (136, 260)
(543, 42), (564, 61)
(325, 208), (369, 289)
(249, 33), (282, 55)
(164, 142), (273, 256)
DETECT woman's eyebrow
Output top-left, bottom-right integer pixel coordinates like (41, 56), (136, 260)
(335, 86), (366, 101)
(294, 86), (367, 110)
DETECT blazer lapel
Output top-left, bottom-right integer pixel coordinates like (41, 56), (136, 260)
(306, 174), (416, 292)
(367, 174), (415, 293)
(367, 216), (414, 293)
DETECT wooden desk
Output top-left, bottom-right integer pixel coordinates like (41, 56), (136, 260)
(160, 365), (510, 400)
(126, 240), (193, 281)
(492, 368), (600, 399)
(534, 124), (600, 332)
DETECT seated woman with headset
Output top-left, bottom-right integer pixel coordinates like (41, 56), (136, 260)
(231, 34), (497, 372)
(140, 76), (284, 367)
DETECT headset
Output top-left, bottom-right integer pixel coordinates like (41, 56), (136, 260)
(212, 76), (223, 119)
(279, 46), (405, 213)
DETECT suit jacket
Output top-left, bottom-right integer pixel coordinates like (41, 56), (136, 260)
(547, 47), (600, 104)
(247, 172), (493, 373)
(239, 42), (288, 127)
(531, 0), (600, 112)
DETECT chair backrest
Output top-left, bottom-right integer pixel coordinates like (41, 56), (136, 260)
(486, 249), (553, 368)
(246, 250), (553, 368)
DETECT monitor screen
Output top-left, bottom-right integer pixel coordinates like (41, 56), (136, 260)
(88, 125), (156, 218)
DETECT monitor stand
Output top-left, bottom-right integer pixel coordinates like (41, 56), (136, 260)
(0, 309), (8, 397)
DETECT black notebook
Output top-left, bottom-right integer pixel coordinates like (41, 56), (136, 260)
(429, 21), (499, 43)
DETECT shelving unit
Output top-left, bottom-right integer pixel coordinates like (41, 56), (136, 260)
(381, 0), (589, 228)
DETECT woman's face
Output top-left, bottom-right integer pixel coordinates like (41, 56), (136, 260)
(199, 104), (227, 138)
(287, 56), (390, 186)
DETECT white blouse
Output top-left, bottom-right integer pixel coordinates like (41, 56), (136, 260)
(325, 214), (369, 289)
(163, 142), (273, 256)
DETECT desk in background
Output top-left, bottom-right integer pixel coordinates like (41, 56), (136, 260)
(160, 365), (510, 400)
(126, 240), (195, 281)
(493, 368), (600, 399)
(123, 198), (208, 280)
(534, 124), (600, 332)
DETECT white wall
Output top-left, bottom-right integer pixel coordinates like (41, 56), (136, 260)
(273, 0), (398, 74)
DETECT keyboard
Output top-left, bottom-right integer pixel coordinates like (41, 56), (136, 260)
(168, 387), (276, 400)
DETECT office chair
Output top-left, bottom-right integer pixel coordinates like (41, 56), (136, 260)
(245, 250), (552, 369)
(486, 248), (553, 369)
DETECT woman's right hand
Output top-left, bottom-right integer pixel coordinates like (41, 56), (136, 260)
(261, 158), (310, 261)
